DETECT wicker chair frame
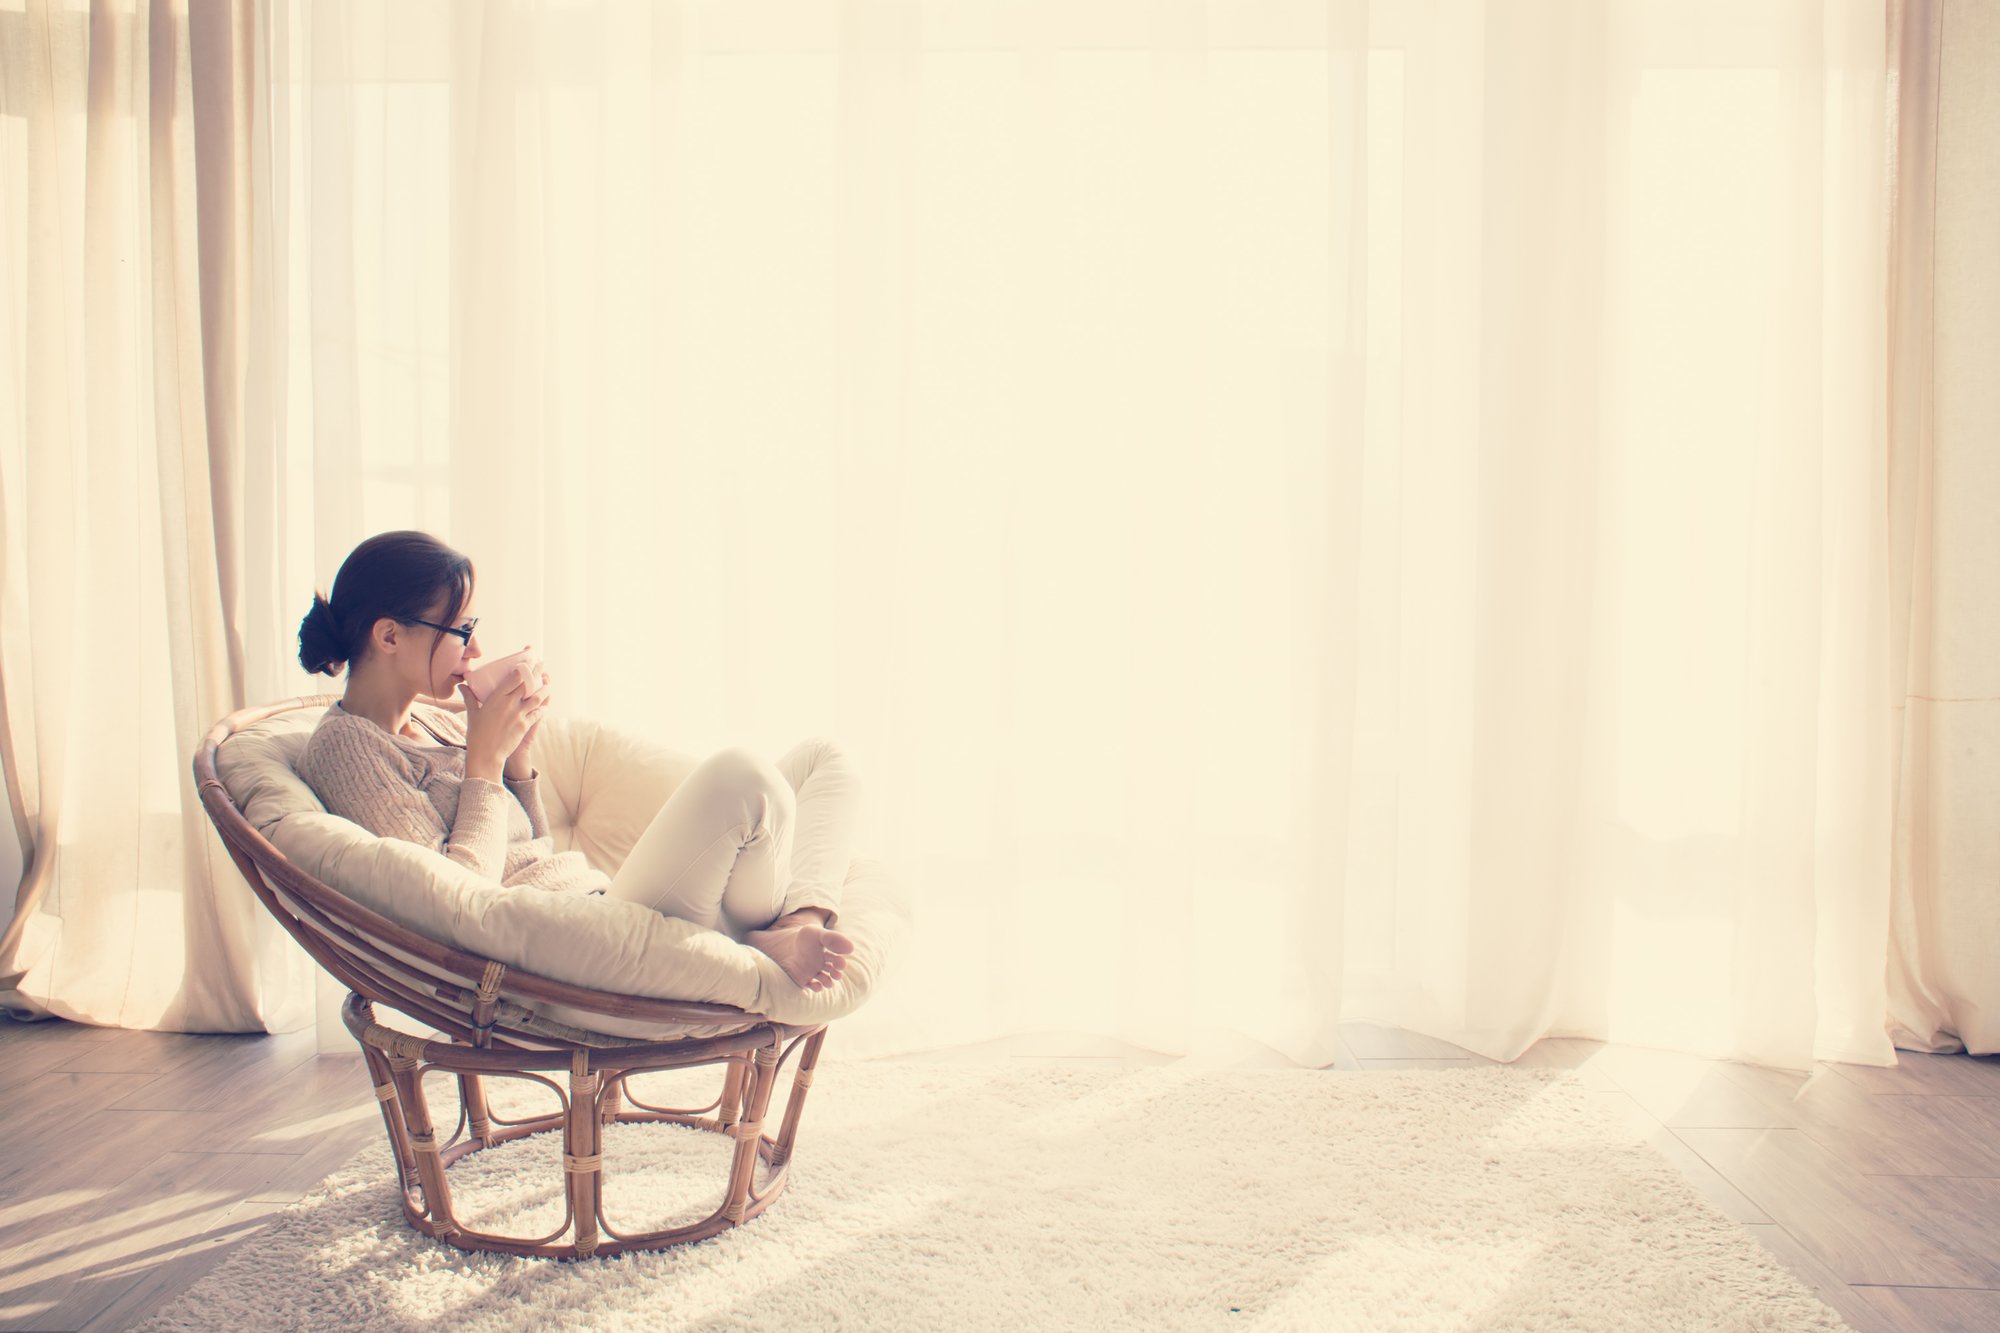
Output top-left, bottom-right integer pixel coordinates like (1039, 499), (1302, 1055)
(193, 696), (830, 1260)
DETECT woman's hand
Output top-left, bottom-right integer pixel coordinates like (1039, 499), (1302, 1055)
(505, 669), (555, 781)
(458, 661), (548, 784)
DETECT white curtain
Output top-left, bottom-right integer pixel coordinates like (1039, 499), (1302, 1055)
(1884, 0), (2000, 1057)
(5, 0), (1912, 1071)
(0, 0), (313, 1034)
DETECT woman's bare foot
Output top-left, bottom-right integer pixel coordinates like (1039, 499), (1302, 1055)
(744, 919), (856, 992)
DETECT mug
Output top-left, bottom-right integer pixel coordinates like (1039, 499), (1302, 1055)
(463, 648), (544, 703)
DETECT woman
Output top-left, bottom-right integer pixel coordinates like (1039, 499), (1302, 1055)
(294, 530), (856, 993)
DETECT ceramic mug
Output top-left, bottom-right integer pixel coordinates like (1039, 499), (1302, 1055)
(463, 647), (545, 704)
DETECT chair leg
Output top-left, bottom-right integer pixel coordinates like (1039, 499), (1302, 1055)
(360, 1042), (418, 1189)
(460, 1071), (495, 1146)
(389, 1052), (460, 1239)
(566, 1051), (604, 1258)
(769, 1027), (827, 1168)
(722, 1043), (779, 1223)
(720, 1057), (748, 1130)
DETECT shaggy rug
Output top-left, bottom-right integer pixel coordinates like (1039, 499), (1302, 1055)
(136, 1060), (1849, 1332)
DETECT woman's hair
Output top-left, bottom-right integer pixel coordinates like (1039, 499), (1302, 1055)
(298, 531), (474, 679)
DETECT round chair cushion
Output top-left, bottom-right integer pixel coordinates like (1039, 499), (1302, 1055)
(214, 702), (911, 1042)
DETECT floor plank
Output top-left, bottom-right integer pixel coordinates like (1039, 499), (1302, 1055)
(1583, 1045), (1810, 1129)
(1853, 1284), (2000, 1333)
(0, 1106), (244, 1205)
(1827, 1052), (2000, 1098)
(231, 1118), (388, 1207)
(0, 1016), (122, 1049)
(105, 1028), (319, 1114)
(0, 1037), (108, 1093)
(0, 1072), (167, 1162)
(1746, 1223), (1898, 1333)
(206, 1053), (385, 1160)
(1716, 1063), (2000, 1177)
(1853, 1174), (2000, 1272)
(1587, 1089), (1774, 1225)
(32, 1152), (298, 1333)
(1673, 1126), (2000, 1288)
(73, 1205), (283, 1333)
(47, 1029), (218, 1077)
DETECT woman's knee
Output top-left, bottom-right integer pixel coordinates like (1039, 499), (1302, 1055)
(703, 745), (796, 811)
(790, 736), (861, 788)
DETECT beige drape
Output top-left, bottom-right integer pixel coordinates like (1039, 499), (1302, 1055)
(3, 0), (1987, 1070)
(1884, 0), (2000, 1056)
(250, 0), (1904, 1070)
(0, 0), (309, 1032)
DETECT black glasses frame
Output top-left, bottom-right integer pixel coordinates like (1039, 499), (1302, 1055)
(404, 616), (479, 645)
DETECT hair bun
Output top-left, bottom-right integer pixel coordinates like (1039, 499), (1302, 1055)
(304, 531), (474, 683)
(298, 593), (349, 677)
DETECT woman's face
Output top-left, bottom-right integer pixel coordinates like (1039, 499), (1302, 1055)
(406, 595), (484, 700)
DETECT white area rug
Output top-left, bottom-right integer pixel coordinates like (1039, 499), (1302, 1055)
(137, 1061), (1849, 1332)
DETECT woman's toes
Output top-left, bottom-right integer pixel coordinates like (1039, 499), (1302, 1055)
(746, 920), (854, 993)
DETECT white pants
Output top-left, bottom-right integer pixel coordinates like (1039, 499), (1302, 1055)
(602, 737), (860, 941)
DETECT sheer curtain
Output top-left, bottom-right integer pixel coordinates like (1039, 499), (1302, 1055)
(0, 0), (312, 1034)
(1884, 0), (2000, 1057)
(5, 0), (1909, 1071)
(269, 0), (1897, 1069)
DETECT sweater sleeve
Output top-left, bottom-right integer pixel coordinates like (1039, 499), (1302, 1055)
(504, 771), (551, 840)
(300, 719), (512, 882)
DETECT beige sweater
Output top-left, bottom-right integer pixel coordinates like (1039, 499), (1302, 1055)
(296, 701), (609, 896)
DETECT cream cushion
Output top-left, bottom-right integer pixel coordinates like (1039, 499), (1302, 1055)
(214, 701), (911, 1042)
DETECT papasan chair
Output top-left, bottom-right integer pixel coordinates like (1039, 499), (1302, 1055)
(193, 694), (910, 1260)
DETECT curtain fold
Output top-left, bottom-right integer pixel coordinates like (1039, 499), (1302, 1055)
(7, 0), (1980, 1072)
(1884, 0), (2000, 1056)
(0, 0), (310, 1034)
(247, 0), (1899, 1068)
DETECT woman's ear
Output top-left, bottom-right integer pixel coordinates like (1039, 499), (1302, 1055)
(370, 616), (401, 656)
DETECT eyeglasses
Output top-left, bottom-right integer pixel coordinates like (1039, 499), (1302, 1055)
(404, 616), (479, 645)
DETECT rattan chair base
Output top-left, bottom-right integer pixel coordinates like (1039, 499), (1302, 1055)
(345, 992), (828, 1260)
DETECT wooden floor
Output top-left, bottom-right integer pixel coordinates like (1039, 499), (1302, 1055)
(2, 1018), (1997, 1333)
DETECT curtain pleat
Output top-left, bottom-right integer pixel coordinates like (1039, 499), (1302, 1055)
(1884, 0), (2000, 1055)
(1, 0), (309, 1034)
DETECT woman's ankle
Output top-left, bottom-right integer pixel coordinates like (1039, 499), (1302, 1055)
(775, 906), (834, 930)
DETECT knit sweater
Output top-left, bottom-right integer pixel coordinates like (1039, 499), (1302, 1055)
(295, 701), (610, 896)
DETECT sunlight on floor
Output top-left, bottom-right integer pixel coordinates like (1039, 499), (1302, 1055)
(0, 1188), (102, 1232)
(0, 1300), (58, 1325)
(242, 1102), (378, 1146)
(1, 1190), (242, 1288)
